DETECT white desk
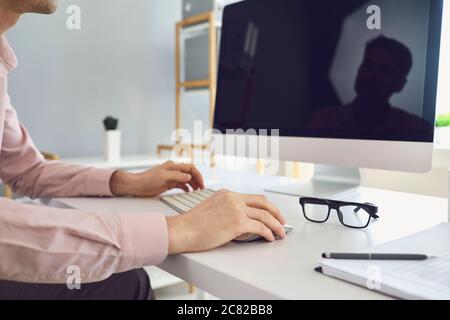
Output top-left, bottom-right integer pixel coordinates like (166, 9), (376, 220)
(50, 166), (448, 300)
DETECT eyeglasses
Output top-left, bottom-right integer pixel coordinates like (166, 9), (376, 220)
(299, 197), (379, 229)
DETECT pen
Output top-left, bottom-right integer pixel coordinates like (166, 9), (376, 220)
(322, 253), (429, 261)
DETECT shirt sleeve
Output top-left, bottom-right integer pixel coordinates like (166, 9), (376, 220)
(0, 95), (169, 284)
(0, 95), (115, 198)
(0, 197), (168, 284)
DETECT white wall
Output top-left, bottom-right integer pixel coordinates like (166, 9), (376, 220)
(6, 0), (181, 158)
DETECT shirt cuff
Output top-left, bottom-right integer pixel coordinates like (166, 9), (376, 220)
(85, 168), (116, 197)
(118, 213), (169, 270)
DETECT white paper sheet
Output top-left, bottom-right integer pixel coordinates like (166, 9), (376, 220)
(319, 223), (450, 300)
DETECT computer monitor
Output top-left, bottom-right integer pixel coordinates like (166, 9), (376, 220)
(212, 0), (444, 197)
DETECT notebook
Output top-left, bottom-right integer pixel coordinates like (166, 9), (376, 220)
(317, 223), (450, 300)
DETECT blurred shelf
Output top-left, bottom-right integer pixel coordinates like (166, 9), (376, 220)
(179, 79), (210, 89)
(181, 20), (222, 40)
(158, 11), (218, 161)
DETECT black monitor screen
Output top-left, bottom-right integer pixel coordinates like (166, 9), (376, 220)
(213, 0), (443, 142)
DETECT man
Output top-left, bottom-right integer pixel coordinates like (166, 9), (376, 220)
(308, 35), (432, 135)
(0, 0), (286, 300)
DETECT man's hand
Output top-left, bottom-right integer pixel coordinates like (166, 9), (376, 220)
(110, 161), (205, 197)
(166, 190), (287, 254)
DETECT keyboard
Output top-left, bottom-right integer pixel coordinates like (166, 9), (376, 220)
(160, 189), (293, 242)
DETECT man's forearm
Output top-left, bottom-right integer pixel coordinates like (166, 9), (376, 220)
(109, 170), (140, 197)
(0, 197), (168, 284)
(7, 161), (115, 199)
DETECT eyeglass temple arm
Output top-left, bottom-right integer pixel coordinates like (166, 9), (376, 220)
(353, 205), (379, 219)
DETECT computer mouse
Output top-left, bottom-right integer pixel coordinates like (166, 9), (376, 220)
(234, 224), (294, 243)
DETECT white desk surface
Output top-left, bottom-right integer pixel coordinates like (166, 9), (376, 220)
(50, 166), (448, 300)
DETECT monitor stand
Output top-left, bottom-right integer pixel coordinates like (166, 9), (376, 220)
(265, 165), (361, 198)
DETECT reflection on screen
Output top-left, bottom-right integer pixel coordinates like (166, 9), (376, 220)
(214, 0), (439, 142)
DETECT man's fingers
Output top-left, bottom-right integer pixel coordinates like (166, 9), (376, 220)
(167, 162), (205, 190)
(173, 183), (190, 193)
(168, 167), (200, 191)
(243, 195), (286, 225)
(164, 170), (192, 184)
(187, 180), (200, 192)
(182, 164), (205, 190)
(244, 219), (275, 242)
(246, 208), (286, 239)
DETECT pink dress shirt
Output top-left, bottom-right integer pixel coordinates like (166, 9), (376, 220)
(0, 35), (168, 284)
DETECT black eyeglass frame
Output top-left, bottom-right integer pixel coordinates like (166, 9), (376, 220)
(299, 197), (379, 229)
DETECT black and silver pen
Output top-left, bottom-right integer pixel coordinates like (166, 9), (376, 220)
(322, 253), (429, 261)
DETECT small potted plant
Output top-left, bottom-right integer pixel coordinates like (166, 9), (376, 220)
(103, 116), (121, 163)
